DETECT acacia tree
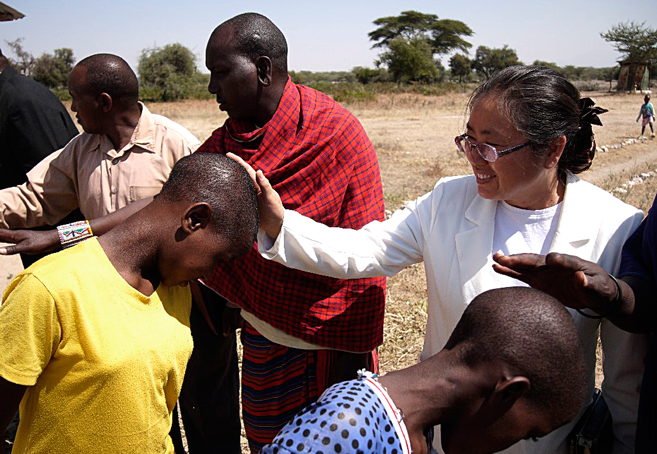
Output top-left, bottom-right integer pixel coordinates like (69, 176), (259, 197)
(449, 53), (471, 82)
(601, 21), (657, 88)
(472, 45), (522, 79)
(369, 10), (472, 82)
(379, 37), (439, 83)
(601, 21), (657, 64)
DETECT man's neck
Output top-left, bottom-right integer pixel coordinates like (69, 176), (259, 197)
(253, 80), (287, 127)
(379, 350), (479, 454)
(105, 104), (142, 151)
(97, 206), (161, 296)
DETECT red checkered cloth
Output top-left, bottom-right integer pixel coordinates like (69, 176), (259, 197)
(199, 78), (386, 352)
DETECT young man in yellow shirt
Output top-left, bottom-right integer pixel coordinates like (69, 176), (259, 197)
(0, 152), (258, 454)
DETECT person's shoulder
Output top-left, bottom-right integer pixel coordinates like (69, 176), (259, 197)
(566, 176), (641, 216)
(268, 378), (382, 453)
(24, 239), (104, 290)
(296, 83), (358, 123)
(54, 131), (93, 156)
(432, 174), (477, 198)
(404, 174), (478, 217)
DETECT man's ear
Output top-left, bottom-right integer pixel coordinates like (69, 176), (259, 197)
(255, 56), (273, 87)
(99, 92), (113, 113)
(544, 135), (567, 169)
(486, 376), (531, 418)
(181, 202), (213, 233)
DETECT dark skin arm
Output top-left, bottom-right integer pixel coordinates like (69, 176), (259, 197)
(493, 252), (657, 333)
(0, 377), (26, 454)
(0, 197), (153, 256)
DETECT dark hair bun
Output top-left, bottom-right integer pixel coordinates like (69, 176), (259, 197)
(561, 124), (595, 174)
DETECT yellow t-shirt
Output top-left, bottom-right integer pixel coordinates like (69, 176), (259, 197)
(0, 238), (193, 454)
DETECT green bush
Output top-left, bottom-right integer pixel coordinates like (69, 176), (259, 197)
(138, 43), (207, 102)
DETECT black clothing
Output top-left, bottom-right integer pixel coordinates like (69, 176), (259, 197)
(0, 66), (81, 268)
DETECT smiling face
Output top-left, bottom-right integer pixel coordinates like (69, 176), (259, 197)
(205, 27), (261, 123)
(68, 66), (104, 134)
(464, 95), (563, 210)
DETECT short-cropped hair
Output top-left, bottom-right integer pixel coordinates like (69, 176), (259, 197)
(75, 54), (139, 104)
(159, 152), (259, 249)
(445, 287), (587, 425)
(215, 13), (288, 73)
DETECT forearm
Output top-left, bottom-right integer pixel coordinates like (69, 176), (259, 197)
(88, 197), (153, 236)
(606, 276), (657, 333)
(0, 197), (154, 257)
(259, 209), (422, 278)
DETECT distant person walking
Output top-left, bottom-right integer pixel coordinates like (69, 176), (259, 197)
(637, 94), (655, 138)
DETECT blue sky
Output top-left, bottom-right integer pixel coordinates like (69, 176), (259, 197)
(2, 1), (656, 73)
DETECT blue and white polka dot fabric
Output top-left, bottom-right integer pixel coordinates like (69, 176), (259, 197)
(260, 371), (412, 454)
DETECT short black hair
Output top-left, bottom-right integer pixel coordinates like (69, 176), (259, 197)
(75, 54), (139, 104)
(213, 12), (288, 73)
(159, 153), (259, 254)
(445, 287), (587, 426)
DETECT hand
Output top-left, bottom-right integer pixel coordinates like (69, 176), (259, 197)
(0, 229), (60, 256)
(493, 252), (619, 314)
(227, 152), (285, 239)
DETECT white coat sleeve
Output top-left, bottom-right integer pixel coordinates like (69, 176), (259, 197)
(258, 190), (437, 279)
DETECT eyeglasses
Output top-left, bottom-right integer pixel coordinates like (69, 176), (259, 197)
(455, 134), (532, 162)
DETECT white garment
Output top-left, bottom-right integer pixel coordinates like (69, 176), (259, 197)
(259, 173), (646, 454)
(491, 201), (562, 289)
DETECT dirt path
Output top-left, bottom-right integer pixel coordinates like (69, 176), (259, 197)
(585, 148), (657, 184)
(581, 140), (657, 186)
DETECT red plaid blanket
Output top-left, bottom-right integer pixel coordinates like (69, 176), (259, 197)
(199, 78), (386, 352)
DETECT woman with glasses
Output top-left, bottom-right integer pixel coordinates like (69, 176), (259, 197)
(238, 66), (646, 454)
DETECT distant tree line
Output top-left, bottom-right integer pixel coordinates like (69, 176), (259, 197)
(3, 39), (212, 102)
(3, 17), (654, 103)
(363, 11), (655, 87)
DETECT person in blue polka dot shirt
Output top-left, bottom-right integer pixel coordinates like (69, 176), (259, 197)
(261, 287), (587, 454)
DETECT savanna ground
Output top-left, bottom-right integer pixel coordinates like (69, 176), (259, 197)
(0, 88), (655, 452)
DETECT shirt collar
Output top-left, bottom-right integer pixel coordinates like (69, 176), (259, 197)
(127, 102), (157, 153)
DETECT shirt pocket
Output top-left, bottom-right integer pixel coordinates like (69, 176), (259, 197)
(129, 186), (161, 202)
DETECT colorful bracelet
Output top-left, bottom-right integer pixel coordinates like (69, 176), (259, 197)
(57, 220), (94, 249)
(576, 274), (623, 319)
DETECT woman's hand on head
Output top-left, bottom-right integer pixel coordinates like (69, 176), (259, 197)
(226, 152), (284, 239)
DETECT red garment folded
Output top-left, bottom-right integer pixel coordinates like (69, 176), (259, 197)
(199, 78), (386, 352)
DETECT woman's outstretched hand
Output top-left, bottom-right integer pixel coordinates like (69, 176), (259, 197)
(227, 152), (285, 239)
(493, 252), (619, 313)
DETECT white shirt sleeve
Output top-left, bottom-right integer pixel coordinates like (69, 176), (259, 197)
(258, 198), (429, 279)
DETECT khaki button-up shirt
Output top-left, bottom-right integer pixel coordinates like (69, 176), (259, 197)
(0, 103), (200, 228)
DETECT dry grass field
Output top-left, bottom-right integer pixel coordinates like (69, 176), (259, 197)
(1, 89), (655, 452)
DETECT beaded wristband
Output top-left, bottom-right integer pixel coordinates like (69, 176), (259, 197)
(57, 220), (94, 249)
(576, 274), (623, 319)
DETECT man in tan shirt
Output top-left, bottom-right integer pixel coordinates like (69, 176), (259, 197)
(0, 53), (200, 229)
